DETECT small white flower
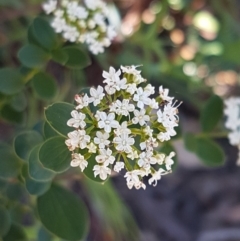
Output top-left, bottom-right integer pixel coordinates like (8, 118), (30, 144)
(89, 86), (105, 106)
(126, 83), (137, 95)
(148, 169), (164, 186)
(71, 153), (88, 172)
(110, 99), (135, 116)
(65, 130), (81, 151)
(159, 86), (174, 102)
(133, 87), (151, 108)
(98, 112), (119, 133)
(124, 170), (146, 189)
(67, 110), (86, 129)
(75, 94), (90, 109)
(102, 67), (121, 86)
(42, 0), (57, 14)
(94, 131), (110, 149)
(96, 148), (115, 166)
(144, 84), (155, 95)
(87, 142), (97, 153)
(127, 150), (139, 160)
(132, 109), (150, 126)
(113, 133), (135, 153)
(114, 162), (124, 172)
(93, 164), (111, 180)
(114, 121), (131, 136)
(165, 152), (175, 170)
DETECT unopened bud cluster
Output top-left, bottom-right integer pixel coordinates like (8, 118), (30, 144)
(224, 97), (240, 165)
(43, 0), (116, 54)
(65, 65), (180, 189)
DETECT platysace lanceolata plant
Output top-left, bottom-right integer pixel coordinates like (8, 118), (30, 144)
(65, 66), (180, 189)
(224, 97), (240, 165)
(43, 0), (116, 54)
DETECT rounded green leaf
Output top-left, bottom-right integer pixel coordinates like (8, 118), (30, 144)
(45, 102), (75, 137)
(84, 154), (104, 182)
(37, 227), (53, 241)
(0, 205), (11, 236)
(0, 68), (24, 95)
(29, 145), (55, 182)
(200, 95), (223, 132)
(22, 164), (51, 196)
(1, 105), (25, 124)
(51, 48), (69, 65)
(10, 92), (27, 112)
(43, 121), (58, 139)
(196, 137), (225, 166)
(3, 223), (27, 241)
(18, 44), (50, 68)
(14, 130), (43, 161)
(39, 136), (71, 173)
(31, 72), (57, 100)
(0, 147), (21, 179)
(183, 132), (197, 152)
(37, 184), (89, 241)
(5, 183), (25, 201)
(32, 17), (58, 51)
(63, 46), (91, 69)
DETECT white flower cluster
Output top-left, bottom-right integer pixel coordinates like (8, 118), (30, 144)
(42, 0), (116, 54)
(224, 97), (240, 165)
(65, 65), (180, 189)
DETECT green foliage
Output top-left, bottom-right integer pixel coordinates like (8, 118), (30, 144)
(39, 136), (71, 173)
(37, 184), (89, 241)
(44, 102), (75, 137)
(51, 48), (69, 65)
(31, 17), (58, 51)
(18, 44), (50, 68)
(3, 223), (27, 241)
(29, 145), (55, 182)
(84, 153), (104, 182)
(183, 132), (197, 152)
(62, 46), (91, 69)
(43, 122), (58, 139)
(10, 92), (27, 112)
(200, 95), (224, 132)
(14, 130), (43, 161)
(22, 163), (51, 196)
(0, 147), (21, 179)
(31, 72), (57, 100)
(0, 68), (24, 95)
(1, 105), (25, 124)
(0, 205), (11, 236)
(196, 137), (225, 166)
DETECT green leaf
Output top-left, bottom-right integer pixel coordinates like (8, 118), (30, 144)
(14, 130), (43, 161)
(28, 25), (42, 48)
(183, 132), (197, 152)
(39, 136), (71, 173)
(37, 227), (53, 241)
(29, 145), (55, 182)
(22, 164), (51, 196)
(0, 68), (24, 95)
(43, 121), (58, 139)
(37, 184), (89, 241)
(222, 40), (240, 64)
(0, 205), (11, 236)
(10, 92), (27, 112)
(84, 154), (104, 182)
(51, 48), (68, 65)
(18, 44), (50, 68)
(200, 95), (223, 132)
(196, 137), (225, 166)
(5, 183), (25, 201)
(63, 46), (91, 69)
(3, 223), (27, 241)
(1, 105), (24, 124)
(45, 102), (75, 137)
(0, 147), (21, 179)
(32, 17), (58, 51)
(31, 72), (57, 100)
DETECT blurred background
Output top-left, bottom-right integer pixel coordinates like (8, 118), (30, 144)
(1, 0), (240, 240)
